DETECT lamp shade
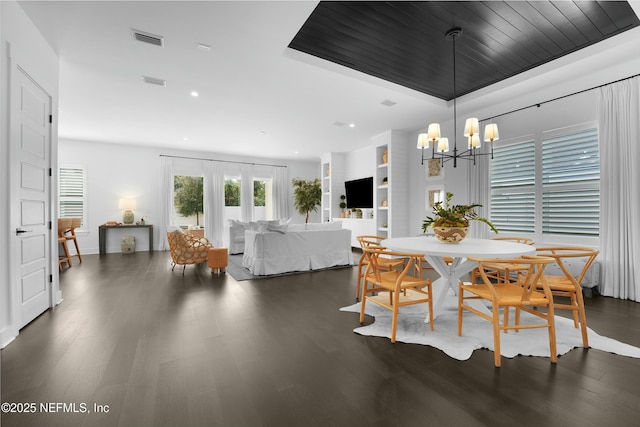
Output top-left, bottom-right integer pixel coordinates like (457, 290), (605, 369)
(118, 198), (137, 210)
(427, 123), (441, 141)
(437, 137), (449, 153)
(484, 123), (500, 142)
(464, 118), (479, 137)
(417, 133), (430, 149)
(468, 134), (481, 149)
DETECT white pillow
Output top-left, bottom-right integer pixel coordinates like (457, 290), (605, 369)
(267, 224), (288, 234)
(229, 219), (248, 229)
(250, 222), (268, 232)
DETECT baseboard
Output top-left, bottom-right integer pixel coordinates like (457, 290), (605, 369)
(0, 326), (18, 349)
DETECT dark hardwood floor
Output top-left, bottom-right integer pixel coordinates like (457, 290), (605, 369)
(2, 251), (640, 427)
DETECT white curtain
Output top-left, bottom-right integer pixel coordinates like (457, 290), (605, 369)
(597, 76), (640, 301)
(204, 161), (225, 247)
(158, 156), (174, 250)
(240, 164), (253, 222)
(467, 152), (491, 239)
(273, 166), (289, 220)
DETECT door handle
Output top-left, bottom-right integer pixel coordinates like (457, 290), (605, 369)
(16, 228), (31, 234)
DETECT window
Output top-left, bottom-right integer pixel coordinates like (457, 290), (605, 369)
(173, 175), (204, 227)
(224, 178), (240, 207)
(490, 140), (536, 233)
(59, 166), (86, 228)
(491, 126), (599, 241)
(541, 129), (600, 236)
(224, 177), (241, 223)
(253, 178), (273, 221)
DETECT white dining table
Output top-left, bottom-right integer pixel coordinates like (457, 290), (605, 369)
(382, 236), (536, 320)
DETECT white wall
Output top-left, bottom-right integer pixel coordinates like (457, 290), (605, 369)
(1, 0), (59, 347)
(58, 139), (320, 254)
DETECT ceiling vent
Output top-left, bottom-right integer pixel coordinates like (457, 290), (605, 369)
(142, 76), (166, 87)
(380, 99), (397, 107)
(132, 29), (164, 47)
(333, 121), (346, 127)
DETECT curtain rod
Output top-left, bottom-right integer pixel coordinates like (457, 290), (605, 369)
(482, 72), (640, 122)
(159, 154), (287, 168)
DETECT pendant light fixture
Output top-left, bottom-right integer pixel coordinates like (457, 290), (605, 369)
(417, 27), (499, 167)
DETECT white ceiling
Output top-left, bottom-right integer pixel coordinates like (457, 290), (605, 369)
(18, 1), (640, 161)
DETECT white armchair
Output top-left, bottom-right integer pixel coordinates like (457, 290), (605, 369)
(229, 220), (248, 254)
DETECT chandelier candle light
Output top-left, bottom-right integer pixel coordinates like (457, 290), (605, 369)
(417, 27), (500, 167)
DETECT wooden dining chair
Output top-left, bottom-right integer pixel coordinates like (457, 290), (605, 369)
(359, 246), (433, 343)
(64, 217), (83, 264)
(535, 246), (599, 348)
(471, 237), (534, 284)
(459, 255), (557, 367)
(355, 235), (405, 301)
(57, 218), (73, 271)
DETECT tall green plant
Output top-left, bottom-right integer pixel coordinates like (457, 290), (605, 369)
(292, 178), (322, 223)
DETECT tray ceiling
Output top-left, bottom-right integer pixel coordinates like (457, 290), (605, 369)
(289, 1), (640, 100)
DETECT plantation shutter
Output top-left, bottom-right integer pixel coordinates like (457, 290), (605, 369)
(490, 140), (536, 233)
(541, 128), (599, 236)
(59, 167), (85, 226)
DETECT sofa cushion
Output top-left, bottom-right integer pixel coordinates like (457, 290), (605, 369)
(267, 223), (288, 234)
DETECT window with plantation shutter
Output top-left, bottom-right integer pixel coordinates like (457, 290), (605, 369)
(59, 166), (86, 227)
(490, 140), (536, 233)
(542, 128), (599, 236)
(490, 126), (599, 241)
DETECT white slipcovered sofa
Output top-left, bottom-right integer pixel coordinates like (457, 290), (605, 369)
(228, 219), (290, 254)
(242, 222), (353, 276)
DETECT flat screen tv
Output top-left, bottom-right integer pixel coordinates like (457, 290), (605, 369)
(344, 177), (373, 209)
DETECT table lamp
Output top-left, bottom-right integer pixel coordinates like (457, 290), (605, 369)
(119, 198), (137, 224)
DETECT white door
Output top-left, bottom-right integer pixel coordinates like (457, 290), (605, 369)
(10, 66), (52, 329)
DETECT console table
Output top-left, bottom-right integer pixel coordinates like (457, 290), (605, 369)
(98, 224), (154, 254)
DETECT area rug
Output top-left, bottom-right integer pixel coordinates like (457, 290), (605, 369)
(226, 254), (353, 281)
(340, 291), (640, 360)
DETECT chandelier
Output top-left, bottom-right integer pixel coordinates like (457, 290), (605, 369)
(417, 27), (499, 168)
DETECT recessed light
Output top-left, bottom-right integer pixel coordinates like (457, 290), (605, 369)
(381, 99), (397, 107)
(258, 130), (266, 135)
(190, 91), (199, 97)
(183, 137), (189, 141)
(349, 123), (355, 128)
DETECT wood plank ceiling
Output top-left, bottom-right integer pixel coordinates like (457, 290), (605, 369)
(288, 1), (640, 100)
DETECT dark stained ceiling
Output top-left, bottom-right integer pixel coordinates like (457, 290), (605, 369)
(289, 1), (640, 100)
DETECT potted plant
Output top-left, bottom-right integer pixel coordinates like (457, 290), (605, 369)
(421, 191), (497, 243)
(339, 194), (347, 218)
(292, 178), (322, 223)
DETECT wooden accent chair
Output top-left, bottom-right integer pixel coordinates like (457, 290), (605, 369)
(57, 218), (73, 271)
(535, 247), (600, 348)
(459, 255), (557, 367)
(63, 217), (83, 264)
(359, 246), (433, 343)
(355, 235), (405, 300)
(166, 227), (213, 274)
(471, 237), (534, 284)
